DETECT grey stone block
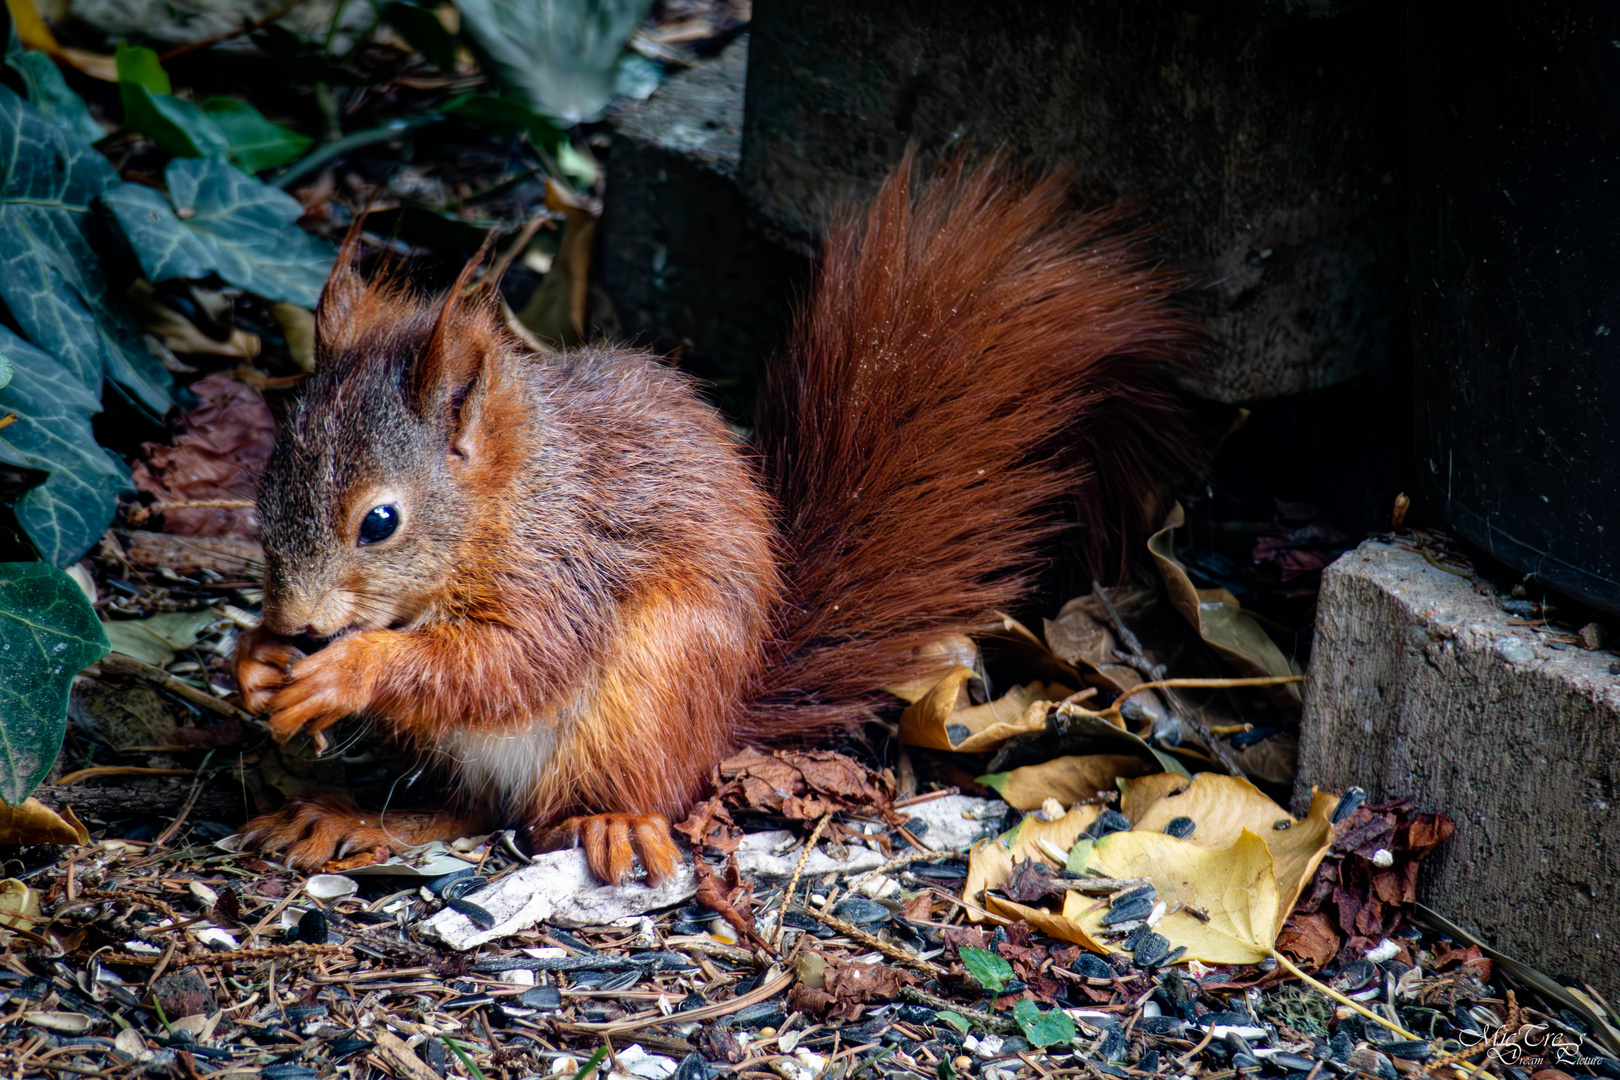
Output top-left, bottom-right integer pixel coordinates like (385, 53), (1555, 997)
(598, 35), (809, 417)
(1296, 540), (1619, 995)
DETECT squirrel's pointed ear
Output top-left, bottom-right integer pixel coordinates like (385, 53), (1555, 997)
(412, 247), (507, 448)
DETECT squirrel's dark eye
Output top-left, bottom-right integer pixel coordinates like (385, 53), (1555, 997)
(358, 504), (400, 546)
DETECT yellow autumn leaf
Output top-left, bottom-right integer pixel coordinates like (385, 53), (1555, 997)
(1121, 772), (1338, 915)
(978, 754), (1153, 811)
(0, 798), (89, 846)
(1149, 503), (1301, 699)
(4, 0), (117, 79)
(1071, 828), (1282, 964)
(885, 634), (980, 704)
(985, 890), (1110, 952)
(963, 803), (1100, 921)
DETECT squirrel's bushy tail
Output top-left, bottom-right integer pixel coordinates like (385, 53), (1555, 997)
(741, 153), (1201, 741)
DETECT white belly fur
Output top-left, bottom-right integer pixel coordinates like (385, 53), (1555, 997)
(436, 721), (559, 813)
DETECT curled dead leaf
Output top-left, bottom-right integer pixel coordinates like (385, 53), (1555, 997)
(898, 667), (1069, 753)
(131, 373), (277, 538)
(1149, 504), (1302, 700)
(0, 798), (89, 846)
(885, 634), (979, 704)
(0, 878), (41, 946)
(963, 803), (1100, 922)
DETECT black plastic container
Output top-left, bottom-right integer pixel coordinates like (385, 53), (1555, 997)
(1408, 0), (1620, 614)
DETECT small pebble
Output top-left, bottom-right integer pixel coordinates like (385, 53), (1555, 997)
(1165, 816), (1197, 839)
(955, 1057), (973, 1073)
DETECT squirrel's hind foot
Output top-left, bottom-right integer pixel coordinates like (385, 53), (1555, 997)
(534, 813), (682, 887)
(239, 797), (483, 871)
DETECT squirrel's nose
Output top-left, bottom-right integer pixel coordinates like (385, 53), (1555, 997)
(261, 597), (313, 638)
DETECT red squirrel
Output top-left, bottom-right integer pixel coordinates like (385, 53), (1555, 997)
(233, 155), (1198, 885)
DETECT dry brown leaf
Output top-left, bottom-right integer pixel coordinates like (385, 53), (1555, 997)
(694, 855), (770, 951)
(977, 754), (1152, 811)
(0, 799), (88, 845)
(516, 179), (597, 346)
(1149, 504), (1302, 700)
(130, 284), (260, 359)
(898, 667), (1069, 753)
(131, 373), (277, 538)
(1121, 771), (1339, 915)
(885, 634), (979, 704)
(1277, 910), (1340, 970)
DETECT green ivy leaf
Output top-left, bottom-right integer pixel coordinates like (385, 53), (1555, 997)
(0, 83), (171, 414)
(1011, 999), (1077, 1048)
(201, 98), (312, 173)
(114, 42), (170, 94)
(115, 43), (236, 160)
(122, 83), (232, 158)
(0, 328), (132, 566)
(0, 562), (109, 805)
(0, 351), (12, 390)
(103, 158), (336, 308)
(7, 50), (104, 145)
(936, 1010), (972, 1034)
(959, 946), (1013, 995)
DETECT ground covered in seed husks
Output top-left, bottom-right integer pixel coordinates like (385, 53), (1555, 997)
(5, 730), (1618, 1080)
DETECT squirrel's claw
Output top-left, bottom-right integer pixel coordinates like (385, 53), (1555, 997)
(235, 626), (306, 714)
(264, 636), (373, 746)
(240, 797), (486, 871)
(537, 813), (683, 887)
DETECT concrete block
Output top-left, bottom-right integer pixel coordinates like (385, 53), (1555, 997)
(598, 35), (809, 417)
(1296, 540), (1619, 995)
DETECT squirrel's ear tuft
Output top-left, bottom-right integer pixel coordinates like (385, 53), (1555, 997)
(314, 222), (403, 365)
(315, 261), (367, 361)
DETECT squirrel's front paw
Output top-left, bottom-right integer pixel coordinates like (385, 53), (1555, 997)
(266, 636), (375, 750)
(537, 814), (683, 887)
(235, 626), (306, 714)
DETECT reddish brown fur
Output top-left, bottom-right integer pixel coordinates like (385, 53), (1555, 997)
(236, 155), (1198, 883)
(744, 154), (1196, 740)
